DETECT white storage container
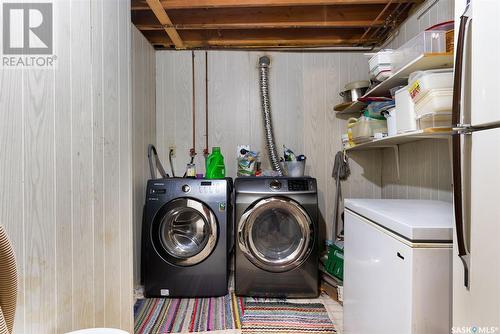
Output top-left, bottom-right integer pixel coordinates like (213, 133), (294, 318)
(392, 31), (447, 72)
(414, 88), (453, 117)
(394, 87), (417, 133)
(370, 65), (393, 81)
(348, 117), (387, 143)
(368, 50), (394, 71)
(408, 69), (453, 102)
(383, 107), (397, 136)
(417, 112), (452, 129)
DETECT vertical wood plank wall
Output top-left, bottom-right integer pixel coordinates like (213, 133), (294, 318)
(131, 26), (156, 288)
(381, 0), (454, 202)
(156, 51), (382, 239)
(0, 1), (133, 332)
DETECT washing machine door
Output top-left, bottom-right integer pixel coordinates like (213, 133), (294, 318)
(152, 198), (218, 266)
(238, 197), (313, 272)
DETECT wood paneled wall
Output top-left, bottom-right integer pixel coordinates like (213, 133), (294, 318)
(156, 51), (382, 239)
(131, 26), (156, 288)
(0, 1), (133, 332)
(381, 0), (454, 201)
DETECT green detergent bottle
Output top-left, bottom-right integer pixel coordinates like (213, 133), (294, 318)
(205, 147), (226, 179)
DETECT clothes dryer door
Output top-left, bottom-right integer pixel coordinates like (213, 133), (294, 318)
(238, 197), (314, 272)
(152, 198), (218, 266)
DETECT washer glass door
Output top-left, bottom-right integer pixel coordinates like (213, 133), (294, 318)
(153, 198), (218, 266)
(239, 197), (313, 272)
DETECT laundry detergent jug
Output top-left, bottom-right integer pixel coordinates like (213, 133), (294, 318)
(205, 147), (226, 179)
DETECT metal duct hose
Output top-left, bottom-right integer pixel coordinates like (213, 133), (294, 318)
(0, 225), (18, 334)
(258, 56), (284, 175)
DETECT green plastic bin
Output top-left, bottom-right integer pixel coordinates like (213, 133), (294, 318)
(325, 243), (344, 281)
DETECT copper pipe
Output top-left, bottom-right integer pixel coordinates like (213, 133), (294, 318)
(375, 1), (413, 46)
(191, 51), (196, 157)
(204, 51), (209, 156)
(366, 2), (403, 43)
(359, 0), (393, 42)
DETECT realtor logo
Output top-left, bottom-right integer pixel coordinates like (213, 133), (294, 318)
(2, 2), (55, 67)
(3, 3), (52, 54)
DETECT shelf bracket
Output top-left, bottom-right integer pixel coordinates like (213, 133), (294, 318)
(387, 144), (400, 181)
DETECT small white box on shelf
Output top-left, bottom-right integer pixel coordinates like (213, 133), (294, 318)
(392, 31), (447, 72)
(408, 68), (454, 102)
(394, 87), (417, 134)
(414, 88), (453, 117)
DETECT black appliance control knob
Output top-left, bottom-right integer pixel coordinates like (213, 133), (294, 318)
(270, 179), (282, 190)
(182, 185), (191, 193)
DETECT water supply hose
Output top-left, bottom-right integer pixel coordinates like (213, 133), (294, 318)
(258, 56), (284, 176)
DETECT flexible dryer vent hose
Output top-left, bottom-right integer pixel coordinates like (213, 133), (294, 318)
(0, 225), (18, 334)
(258, 56), (284, 176)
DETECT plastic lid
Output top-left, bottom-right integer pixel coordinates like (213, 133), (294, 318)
(414, 88), (453, 109)
(212, 146), (221, 152)
(409, 68), (453, 83)
(426, 20), (454, 31)
(416, 111), (452, 120)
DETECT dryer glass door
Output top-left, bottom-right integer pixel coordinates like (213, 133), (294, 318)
(153, 198), (218, 266)
(239, 197), (313, 272)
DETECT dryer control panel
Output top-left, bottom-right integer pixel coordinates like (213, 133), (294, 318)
(287, 179), (309, 191)
(235, 177), (316, 194)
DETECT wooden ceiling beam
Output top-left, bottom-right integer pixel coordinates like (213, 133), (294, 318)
(160, 0), (416, 10)
(132, 5), (392, 30)
(145, 0), (184, 48)
(141, 28), (378, 48)
(135, 21), (384, 30)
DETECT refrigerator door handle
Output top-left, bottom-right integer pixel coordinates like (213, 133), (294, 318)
(452, 7), (472, 289)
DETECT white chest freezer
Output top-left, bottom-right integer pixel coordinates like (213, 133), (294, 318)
(343, 199), (453, 334)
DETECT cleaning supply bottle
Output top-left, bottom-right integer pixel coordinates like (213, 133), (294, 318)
(205, 147), (226, 179)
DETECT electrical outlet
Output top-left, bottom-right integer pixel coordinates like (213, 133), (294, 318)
(169, 145), (176, 158)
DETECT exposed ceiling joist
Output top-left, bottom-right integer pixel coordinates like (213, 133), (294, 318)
(145, 0), (184, 48)
(133, 0), (420, 49)
(142, 28), (378, 49)
(132, 0), (417, 10)
(159, 0), (415, 9)
(132, 5), (392, 30)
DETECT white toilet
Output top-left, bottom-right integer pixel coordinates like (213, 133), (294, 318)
(66, 329), (129, 334)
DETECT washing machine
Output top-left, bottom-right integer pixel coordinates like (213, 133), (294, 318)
(141, 178), (232, 298)
(234, 177), (319, 298)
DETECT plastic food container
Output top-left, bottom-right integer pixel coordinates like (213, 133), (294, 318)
(370, 66), (393, 81)
(368, 50), (394, 71)
(348, 117), (387, 142)
(382, 107), (397, 136)
(414, 88), (453, 117)
(392, 31), (447, 72)
(395, 87), (417, 133)
(408, 69), (453, 102)
(284, 160), (305, 177)
(417, 112), (452, 129)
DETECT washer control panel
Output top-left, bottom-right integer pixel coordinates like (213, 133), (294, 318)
(147, 179), (228, 201)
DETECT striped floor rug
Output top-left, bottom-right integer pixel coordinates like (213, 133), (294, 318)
(134, 293), (244, 334)
(241, 302), (337, 333)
